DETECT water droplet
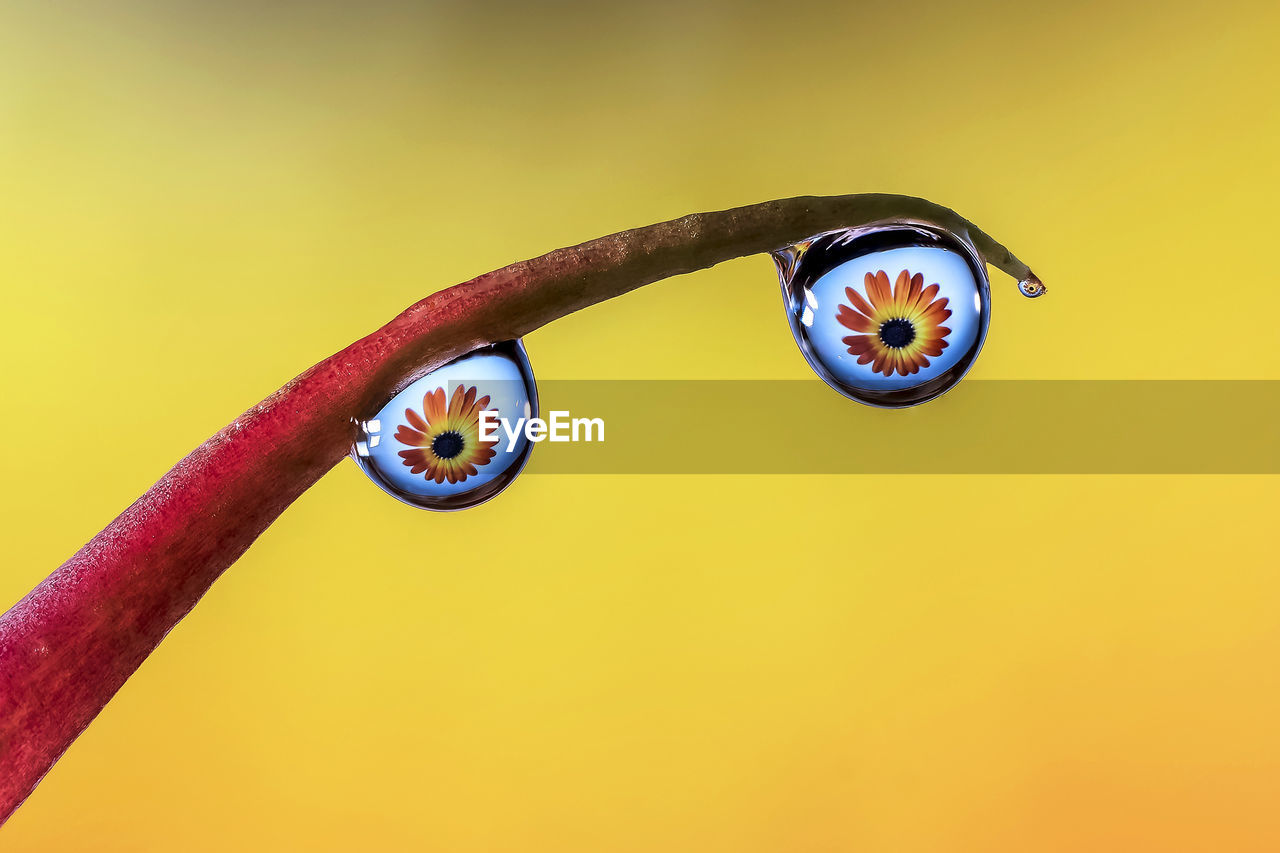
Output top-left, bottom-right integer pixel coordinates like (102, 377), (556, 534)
(1018, 273), (1047, 298)
(775, 223), (990, 408)
(352, 340), (537, 510)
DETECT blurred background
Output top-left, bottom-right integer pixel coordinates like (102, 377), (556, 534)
(1, 0), (1278, 849)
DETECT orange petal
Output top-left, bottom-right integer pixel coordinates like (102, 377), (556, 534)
(843, 335), (873, 353)
(862, 272), (881, 309)
(921, 298), (951, 319)
(905, 273), (923, 311)
(920, 313), (952, 332)
(836, 304), (875, 332)
(916, 284), (940, 309)
(394, 426), (424, 445)
(868, 270), (892, 309)
(893, 270), (911, 308)
(845, 286), (875, 319)
(447, 385), (465, 419)
(424, 388), (447, 423)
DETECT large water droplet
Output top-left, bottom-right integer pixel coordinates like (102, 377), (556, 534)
(351, 340), (537, 510)
(776, 223), (990, 408)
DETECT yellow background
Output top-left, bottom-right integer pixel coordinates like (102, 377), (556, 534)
(2, 0), (1279, 849)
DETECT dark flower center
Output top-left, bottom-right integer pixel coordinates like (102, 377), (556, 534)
(879, 318), (916, 349)
(431, 430), (465, 459)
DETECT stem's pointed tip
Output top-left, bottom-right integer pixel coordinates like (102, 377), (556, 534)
(1018, 272), (1047, 298)
(771, 240), (811, 283)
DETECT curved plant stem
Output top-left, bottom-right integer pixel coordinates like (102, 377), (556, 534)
(0, 193), (1041, 821)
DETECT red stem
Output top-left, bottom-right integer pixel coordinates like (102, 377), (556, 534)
(0, 194), (1038, 821)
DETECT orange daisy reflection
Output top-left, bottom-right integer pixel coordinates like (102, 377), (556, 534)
(835, 269), (952, 376)
(394, 385), (497, 484)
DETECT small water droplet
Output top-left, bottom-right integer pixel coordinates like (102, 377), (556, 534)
(775, 223), (990, 408)
(352, 340), (538, 511)
(1018, 274), (1047, 298)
